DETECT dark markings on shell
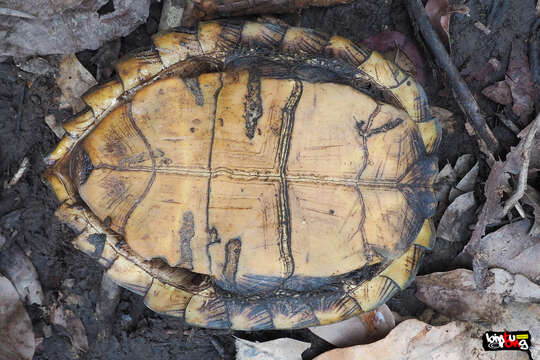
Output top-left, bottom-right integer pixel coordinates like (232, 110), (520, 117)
(240, 23), (286, 50)
(243, 69), (262, 139)
(221, 238), (242, 292)
(276, 79), (303, 283)
(70, 146), (94, 187)
(268, 296), (319, 328)
(178, 211), (195, 270)
(182, 77), (205, 106)
(88, 233), (106, 259)
(120, 104), (157, 234)
(205, 74), (224, 274)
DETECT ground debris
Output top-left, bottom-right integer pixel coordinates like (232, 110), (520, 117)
(506, 40), (535, 123)
(425, 0), (469, 51)
(4, 156), (29, 189)
(482, 80), (513, 105)
(50, 304), (89, 354)
(236, 337), (311, 360)
(414, 268), (539, 358)
(461, 113), (540, 287)
(309, 305), (394, 347)
(313, 319), (523, 360)
(0, 275), (35, 360)
(56, 54), (97, 113)
(0, 0), (151, 57)
(0, 242), (44, 306)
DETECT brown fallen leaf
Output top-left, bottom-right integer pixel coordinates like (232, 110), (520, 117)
(415, 268), (540, 357)
(430, 106), (456, 135)
(448, 162), (479, 202)
(437, 191), (477, 242)
(0, 243), (44, 306)
(461, 115), (540, 285)
(314, 319), (525, 360)
(478, 219), (540, 283)
(482, 80), (513, 105)
(56, 54), (97, 113)
(0, 0), (151, 57)
(236, 337), (310, 360)
(462, 58), (502, 89)
(44, 114), (65, 139)
(182, 0), (352, 26)
(50, 304), (89, 353)
(506, 40), (535, 122)
(309, 305), (394, 347)
(0, 275), (35, 360)
(523, 185), (540, 236)
(425, 0), (470, 51)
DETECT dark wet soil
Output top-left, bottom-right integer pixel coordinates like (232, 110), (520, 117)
(0, 0), (536, 358)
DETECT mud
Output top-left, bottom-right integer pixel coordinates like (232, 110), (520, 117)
(0, 0), (536, 358)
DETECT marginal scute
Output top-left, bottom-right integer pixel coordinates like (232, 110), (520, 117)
(63, 110), (95, 138)
(82, 79), (124, 117)
(281, 27), (329, 56)
(114, 49), (165, 91)
(325, 36), (371, 67)
(240, 22), (286, 49)
(348, 275), (400, 312)
(198, 21), (241, 57)
(418, 118), (442, 154)
(152, 31), (203, 67)
(143, 279), (194, 316)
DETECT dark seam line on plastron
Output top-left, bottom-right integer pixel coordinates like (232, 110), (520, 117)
(276, 79), (303, 284)
(120, 103), (157, 233)
(205, 73), (223, 274)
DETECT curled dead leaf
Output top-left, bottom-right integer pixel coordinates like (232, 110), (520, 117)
(314, 319), (523, 360)
(437, 191), (477, 242)
(482, 81), (513, 105)
(0, 275), (35, 360)
(50, 304), (89, 353)
(506, 40), (535, 122)
(56, 54), (97, 113)
(0, 243), (44, 306)
(425, 0), (470, 51)
(309, 305), (395, 347)
(236, 337), (310, 360)
(0, 0), (151, 57)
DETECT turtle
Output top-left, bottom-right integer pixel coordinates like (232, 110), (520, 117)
(44, 20), (441, 330)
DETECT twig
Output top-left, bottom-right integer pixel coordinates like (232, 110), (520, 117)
(502, 112), (540, 214)
(408, 0), (500, 155)
(95, 273), (121, 342)
(495, 113), (520, 135)
(5, 157), (29, 189)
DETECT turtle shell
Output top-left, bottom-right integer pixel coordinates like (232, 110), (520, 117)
(45, 21), (441, 330)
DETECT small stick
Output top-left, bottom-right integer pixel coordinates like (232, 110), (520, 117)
(408, 0), (500, 154)
(502, 112), (540, 214)
(495, 113), (520, 135)
(5, 157), (29, 189)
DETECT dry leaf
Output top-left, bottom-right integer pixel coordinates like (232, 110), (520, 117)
(236, 337), (310, 360)
(314, 319), (525, 360)
(56, 54), (97, 113)
(159, 0), (184, 31)
(506, 40), (535, 122)
(437, 191), (477, 242)
(0, 275), (35, 360)
(425, 0), (469, 51)
(44, 114), (65, 138)
(478, 219), (540, 283)
(415, 268), (540, 356)
(482, 81), (513, 105)
(0, 243), (44, 306)
(309, 305), (394, 347)
(430, 106), (456, 135)
(50, 305), (89, 353)
(449, 162), (479, 202)
(523, 186), (540, 236)
(0, 0), (151, 57)
(182, 0), (352, 26)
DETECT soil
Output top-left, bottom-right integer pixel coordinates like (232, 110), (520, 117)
(0, 0), (536, 359)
